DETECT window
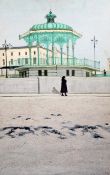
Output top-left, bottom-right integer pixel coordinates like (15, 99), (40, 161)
(25, 58), (28, 64)
(11, 59), (13, 65)
(2, 53), (4, 56)
(38, 70), (42, 76)
(66, 70), (69, 76)
(19, 52), (21, 56)
(3, 59), (5, 65)
(18, 58), (20, 65)
(40, 52), (42, 58)
(72, 70), (75, 76)
(11, 52), (13, 56)
(34, 51), (36, 55)
(86, 72), (90, 77)
(9, 61), (11, 66)
(25, 52), (27, 55)
(44, 70), (48, 76)
(33, 57), (36, 64)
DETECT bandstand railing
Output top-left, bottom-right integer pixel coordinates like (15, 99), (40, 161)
(9, 57), (100, 69)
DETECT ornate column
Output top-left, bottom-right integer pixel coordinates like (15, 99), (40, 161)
(29, 45), (32, 66)
(72, 42), (75, 65)
(52, 44), (54, 65)
(28, 34), (32, 66)
(60, 46), (63, 65)
(37, 45), (40, 66)
(46, 45), (49, 65)
(67, 41), (69, 65)
(52, 32), (54, 65)
(37, 34), (40, 66)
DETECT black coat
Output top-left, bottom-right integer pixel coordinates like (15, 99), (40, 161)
(61, 79), (67, 93)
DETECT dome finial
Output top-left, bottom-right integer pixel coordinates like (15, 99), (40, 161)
(45, 11), (56, 23)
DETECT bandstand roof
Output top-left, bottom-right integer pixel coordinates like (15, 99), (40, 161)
(19, 11), (82, 45)
(30, 22), (73, 31)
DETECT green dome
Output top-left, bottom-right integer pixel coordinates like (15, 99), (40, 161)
(30, 11), (73, 32)
(30, 22), (73, 31)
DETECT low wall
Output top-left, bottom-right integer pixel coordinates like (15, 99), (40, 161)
(0, 77), (110, 94)
(0, 78), (38, 94)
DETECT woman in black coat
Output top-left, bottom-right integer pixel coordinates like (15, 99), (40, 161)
(60, 76), (68, 96)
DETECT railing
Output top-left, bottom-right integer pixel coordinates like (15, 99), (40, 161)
(94, 74), (110, 77)
(9, 57), (100, 69)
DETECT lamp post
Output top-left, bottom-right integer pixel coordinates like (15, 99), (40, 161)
(2, 40), (12, 78)
(91, 36), (98, 68)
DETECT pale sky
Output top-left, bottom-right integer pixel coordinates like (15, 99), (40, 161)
(0, 0), (110, 68)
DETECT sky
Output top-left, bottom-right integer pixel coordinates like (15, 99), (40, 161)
(0, 0), (110, 68)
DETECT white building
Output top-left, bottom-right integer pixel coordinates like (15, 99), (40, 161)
(0, 45), (65, 77)
(107, 58), (110, 71)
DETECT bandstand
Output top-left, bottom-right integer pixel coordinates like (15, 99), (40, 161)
(15, 11), (100, 77)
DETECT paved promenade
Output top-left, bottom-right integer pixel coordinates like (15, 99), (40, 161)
(0, 94), (110, 175)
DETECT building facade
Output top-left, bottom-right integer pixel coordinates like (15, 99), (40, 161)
(107, 58), (110, 71)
